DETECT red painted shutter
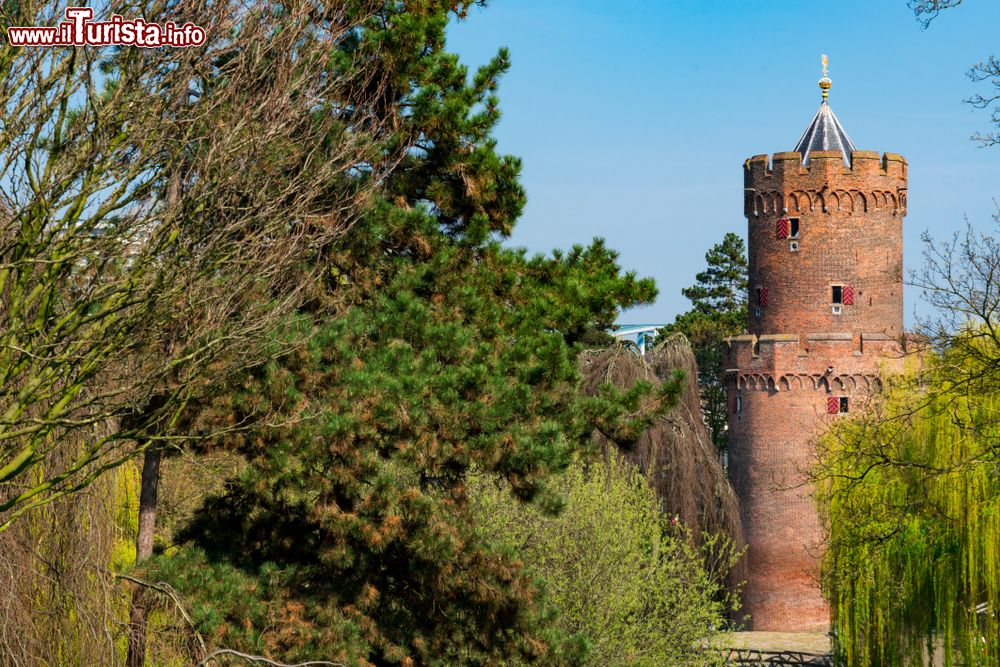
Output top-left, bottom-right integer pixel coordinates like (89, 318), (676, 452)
(827, 396), (840, 414)
(842, 285), (855, 305)
(758, 287), (769, 307)
(776, 218), (789, 239)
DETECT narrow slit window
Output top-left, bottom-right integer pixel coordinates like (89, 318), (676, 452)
(832, 285), (843, 304)
(736, 396), (743, 419)
(789, 218), (800, 238)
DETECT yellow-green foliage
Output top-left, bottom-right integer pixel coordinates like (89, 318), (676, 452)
(110, 457), (227, 666)
(471, 452), (736, 667)
(0, 460), (123, 665)
(112, 460), (141, 572)
(821, 348), (1000, 666)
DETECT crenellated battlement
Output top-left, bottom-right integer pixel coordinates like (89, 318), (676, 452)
(743, 151), (907, 218)
(724, 331), (908, 382)
(745, 150), (907, 180)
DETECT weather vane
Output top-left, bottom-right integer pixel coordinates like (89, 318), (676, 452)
(819, 54), (831, 101)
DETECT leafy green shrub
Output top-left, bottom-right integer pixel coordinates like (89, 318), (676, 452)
(471, 452), (736, 667)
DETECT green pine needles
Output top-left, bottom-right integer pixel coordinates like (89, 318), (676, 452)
(660, 232), (748, 452)
(136, 2), (675, 663)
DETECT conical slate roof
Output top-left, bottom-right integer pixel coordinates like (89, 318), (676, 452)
(793, 101), (856, 167)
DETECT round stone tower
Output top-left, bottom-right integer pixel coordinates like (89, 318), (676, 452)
(725, 61), (908, 631)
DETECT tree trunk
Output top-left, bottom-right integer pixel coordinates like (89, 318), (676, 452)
(126, 139), (183, 667)
(126, 445), (161, 667)
(135, 445), (162, 561)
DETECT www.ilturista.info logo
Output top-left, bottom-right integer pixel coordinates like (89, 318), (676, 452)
(6, 7), (206, 47)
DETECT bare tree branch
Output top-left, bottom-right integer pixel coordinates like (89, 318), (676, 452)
(967, 57), (1000, 145)
(908, 0), (964, 27)
(115, 572), (207, 656)
(195, 649), (345, 667)
(0, 0), (404, 528)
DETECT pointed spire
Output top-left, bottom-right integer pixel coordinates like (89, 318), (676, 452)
(794, 55), (856, 166)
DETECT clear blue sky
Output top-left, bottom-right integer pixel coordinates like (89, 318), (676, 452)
(447, 1), (1000, 326)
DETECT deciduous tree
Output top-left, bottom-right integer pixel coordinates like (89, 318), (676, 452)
(0, 0), (394, 532)
(472, 452), (736, 667)
(820, 216), (1000, 664)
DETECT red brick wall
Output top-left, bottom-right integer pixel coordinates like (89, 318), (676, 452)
(727, 383), (831, 632)
(744, 150), (906, 339)
(726, 149), (908, 631)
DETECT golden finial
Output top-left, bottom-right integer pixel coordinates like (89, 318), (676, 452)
(819, 54), (831, 101)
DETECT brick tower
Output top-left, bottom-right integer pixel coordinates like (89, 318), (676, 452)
(725, 59), (908, 631)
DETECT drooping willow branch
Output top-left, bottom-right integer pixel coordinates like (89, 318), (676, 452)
(0, 0), (408, 528)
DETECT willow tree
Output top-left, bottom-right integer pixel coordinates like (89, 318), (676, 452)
(0, 0), (394, 530)
(820, 222), (1000, 665)
(820, 351), (1000, 666)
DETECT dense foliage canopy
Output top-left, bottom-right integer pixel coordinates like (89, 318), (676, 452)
(143, 2), (676, 664)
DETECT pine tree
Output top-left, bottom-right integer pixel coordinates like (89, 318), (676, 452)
(680, 233), (749, 317)
(145, 3), (666, 664)
(661, 233), (748, 451)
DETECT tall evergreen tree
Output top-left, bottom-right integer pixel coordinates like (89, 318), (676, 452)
(679, 233), (749, 318)
(660, 232), (747, 451)
(146, 2), (668, 664)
